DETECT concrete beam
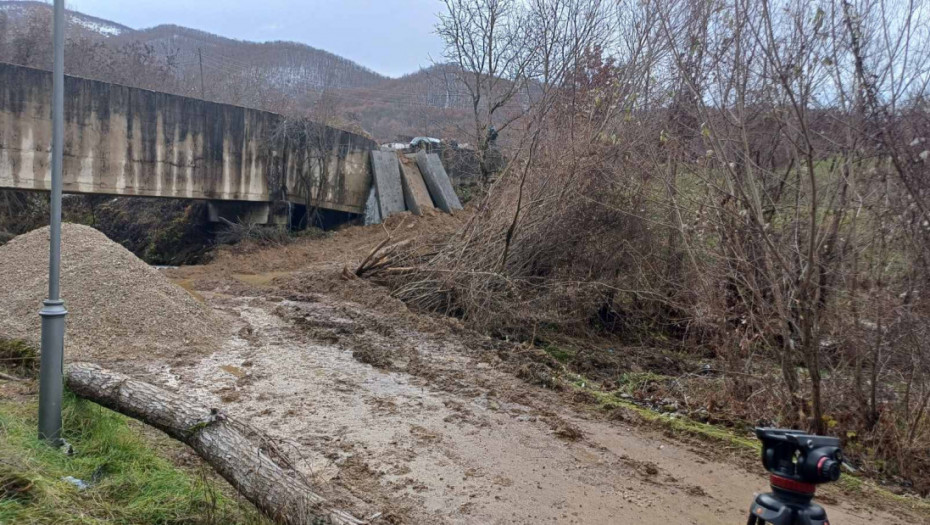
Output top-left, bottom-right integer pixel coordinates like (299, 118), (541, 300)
(370, 151), (405, 218)
(399, 154), (435, 215)
(416, 151), (462, 213)
(363, 184), (382, 225)
(0, 62), (375, 215)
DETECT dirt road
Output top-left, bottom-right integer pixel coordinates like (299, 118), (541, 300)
(139, 214), (924, 523)
(134, 274), (914, 524)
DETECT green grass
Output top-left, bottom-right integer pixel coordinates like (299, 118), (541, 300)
(0, 393), (267, 525)
(0, 337), (39, 377)
(569, 381), (930, 515)
(542, 344), (574, 364)
(615, 371), (669, 395)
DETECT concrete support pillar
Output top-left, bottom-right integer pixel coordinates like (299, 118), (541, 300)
(207, 201), (287, 225)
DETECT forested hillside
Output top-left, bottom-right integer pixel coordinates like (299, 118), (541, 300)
(0, 0), (474, 141)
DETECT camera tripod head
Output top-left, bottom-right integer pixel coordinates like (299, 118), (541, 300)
(748, 428), (843, 525)
(757, 428), (843, 487)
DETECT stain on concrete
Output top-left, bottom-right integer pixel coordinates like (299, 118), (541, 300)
(0, 62), (375, 214)
(398, 154), (434, 215)
(370, 150), (405, 218)
(416, 151), (461, 213)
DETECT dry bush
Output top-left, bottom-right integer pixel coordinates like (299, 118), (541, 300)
(380, 137), (670, 341)
(0, 190), (48, 237)
(367, 0), (930, 495)
(215, 219), (293, 247)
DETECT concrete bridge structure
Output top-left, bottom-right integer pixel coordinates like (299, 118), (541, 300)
(0, 62), (375, 223)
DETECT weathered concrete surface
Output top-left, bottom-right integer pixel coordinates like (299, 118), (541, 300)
(369, 151), (405, 219)
(363, 184), (381, 225)
(416, 151), (462, 213)
(0, 62), (374, 214)
(398, 154), (434, 215)
(276, 123), (375, 214)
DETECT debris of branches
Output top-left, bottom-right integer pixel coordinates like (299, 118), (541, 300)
(354, 237), (413, 279)
(216, 218), (293, 247)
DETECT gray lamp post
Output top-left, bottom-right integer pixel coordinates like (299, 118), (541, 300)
(38, 0), (67, 443)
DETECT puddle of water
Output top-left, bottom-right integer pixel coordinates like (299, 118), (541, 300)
(220, 364), (247, 378)
(170, 278), (206, 303)
(232, 271), (295, 287)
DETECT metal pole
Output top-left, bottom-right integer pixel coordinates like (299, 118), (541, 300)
(38, 0), (67, 443)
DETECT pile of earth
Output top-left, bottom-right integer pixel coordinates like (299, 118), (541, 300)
(0, 224), (222, 364)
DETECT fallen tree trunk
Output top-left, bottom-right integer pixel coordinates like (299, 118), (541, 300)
(65, 362), (364, 525)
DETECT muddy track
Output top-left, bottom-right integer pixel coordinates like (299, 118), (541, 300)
(133, 281), (914, 525)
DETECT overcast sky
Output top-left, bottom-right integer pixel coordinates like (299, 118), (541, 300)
(65, 0), (446, 77)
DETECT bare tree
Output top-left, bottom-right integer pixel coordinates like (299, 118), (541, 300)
(437, 0), (535, 182)
(379, 0), (930, 489)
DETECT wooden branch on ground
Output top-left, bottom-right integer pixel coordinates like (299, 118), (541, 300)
(355, 235), (393, 276)
(65, 362), (365, 525)
(0, 371), (24, 381)
(355, 239), (413, 278)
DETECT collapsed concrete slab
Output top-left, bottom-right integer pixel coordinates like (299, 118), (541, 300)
(416, 152), (463, 213)
(399, 154), (435, 215)
(370, 151), (406, 219)
(363, 184), (382, 225)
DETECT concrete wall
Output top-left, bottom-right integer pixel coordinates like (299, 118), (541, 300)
(0, 62), (374, 214)
(278, 124), (375, 214)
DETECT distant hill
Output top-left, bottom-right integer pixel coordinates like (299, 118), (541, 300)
(0, 0), (476, 141)
(335, 64), (476, 140)
(0, 1), (130, 37)
(113, 24), (388, 93)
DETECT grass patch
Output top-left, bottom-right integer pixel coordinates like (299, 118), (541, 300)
(0, 337), (39, 378)
(567, 381), (930, 515)
(615, 371), (669, 395)
(589, 387), (759, 449)
(542, 344), (574, 364)
(0, 393), (267, 524)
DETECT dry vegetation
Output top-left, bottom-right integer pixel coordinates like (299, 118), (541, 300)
(2, 0), (930, 505)
(357, 0), (930, 496)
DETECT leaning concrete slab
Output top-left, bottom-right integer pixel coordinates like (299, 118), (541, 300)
(416, 151), (463, 213)
(363, 184), (382, 225)
(370, 151), (406, 219)
(399, 154), (435, 215)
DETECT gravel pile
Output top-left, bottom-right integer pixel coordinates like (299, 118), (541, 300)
(0, 224), (221, 363)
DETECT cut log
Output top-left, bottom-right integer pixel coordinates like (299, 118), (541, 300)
(65, 362), (364, 525)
